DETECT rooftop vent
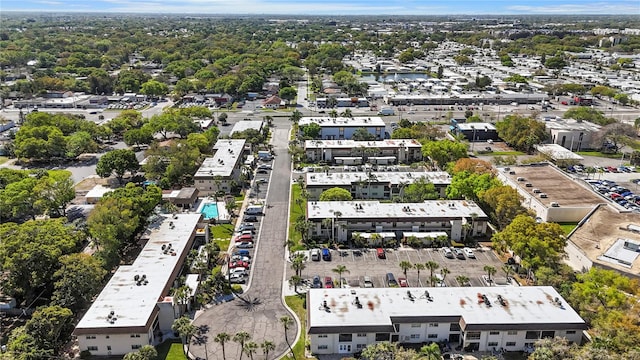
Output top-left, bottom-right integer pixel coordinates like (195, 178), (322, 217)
(353, 296), (363, 309)
(553, 297), (564, 309)
(480, 294), (491, 307)
(319, 300), (330, 312)
(107, 311), (118, 324)
(497, 295), (507, 307)
(420, 290), (433, 302)
(405, 290), (415, 302)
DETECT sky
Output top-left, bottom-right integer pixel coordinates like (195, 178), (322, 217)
(2, 0), (639, 15)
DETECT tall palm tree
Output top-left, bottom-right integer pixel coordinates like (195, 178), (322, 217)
(425, 261), (440, 286)
(456, 275), (470, 287)
(414, 263), (425, 286)
(484, 265), (497, 286)
(502, 265), (513, 283)
(280, 316), (296, 360)
(261, 340), (275, 360)
(332, 265), (350, 287)
(290, 253), (307, 277)
(328, 109), (338, 118)
(233, 331), (252, 360)
(243, 341), (258, 360)
(399, 261), (413, 277)
(172, 316), (196, 355)
(214, 332), (231, 360)
(440, 267), (451, 282)
(289, 109), (303, 124)
(289, 275), (303, 293)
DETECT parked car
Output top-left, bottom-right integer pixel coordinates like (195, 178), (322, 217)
(312, 275), (322, 289)
(324, 276), (334, 288)
(463, 248), (475, 259)
(226, 273), (247, 284)
(229, 267), (249, 276)
(454, 248), (465, 259)
(229, 260), (250, 269)
(434, 273), (446, 287)
(243, 216), (259, 222)
(233, 249), (251, 258)
(362, 276), (374, 288)
(239, 223), (256, 231)
(398, 277), (408, 287)
(443, 247), (454, 259)
(386, 273), (398, 287)
(231, 255), (251, 263)
(376, 247), (386, 259)
(257, 164), (272, 170)
(236, 242), (254, 248)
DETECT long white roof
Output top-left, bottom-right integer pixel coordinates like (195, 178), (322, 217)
(299, 116), (385, 127)
(305, 171), (451, 187)
(306, 200), (487, 220)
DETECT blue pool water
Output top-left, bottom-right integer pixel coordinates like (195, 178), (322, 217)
(201, 203), (219, 220)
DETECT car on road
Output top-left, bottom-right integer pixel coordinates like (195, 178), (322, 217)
(243, 216), (259, 222)
(236, 242), (254, 248)
(463, 248), (475, 259)
(398, 277), (408, 287)
(312, 275), (322, 289)
(454, 248), (465, 260)
(362, 276), (374, 288)
(324, 276), (334, 288)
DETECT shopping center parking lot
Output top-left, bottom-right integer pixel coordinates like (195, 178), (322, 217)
(290, 246), (509, 289)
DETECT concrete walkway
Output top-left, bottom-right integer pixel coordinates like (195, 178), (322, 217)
(190, 127), (297, 360)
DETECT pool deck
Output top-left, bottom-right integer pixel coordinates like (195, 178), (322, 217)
(195, 198), (231, 223)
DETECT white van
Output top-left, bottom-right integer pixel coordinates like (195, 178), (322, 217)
(245, 205), (264, 215)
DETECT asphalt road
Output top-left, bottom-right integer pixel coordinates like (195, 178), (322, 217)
(190, 126), (297, 360)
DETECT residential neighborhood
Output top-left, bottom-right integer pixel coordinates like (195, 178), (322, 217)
(0, 11), (640, 360)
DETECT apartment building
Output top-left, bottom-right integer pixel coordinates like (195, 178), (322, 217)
(193, 139), (247, 196)
(304, 139), (423, 165)
(307, 287), (586, 355)
(298, 117), (386, 140)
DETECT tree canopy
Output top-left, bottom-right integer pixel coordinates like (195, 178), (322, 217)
(96, 149), (140, 183)
(495, 115), (548, 153)
(319, 187), (353, 201)
(421, 140), (468, 169)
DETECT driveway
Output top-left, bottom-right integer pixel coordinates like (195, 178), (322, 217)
(190, 126), (296, 360)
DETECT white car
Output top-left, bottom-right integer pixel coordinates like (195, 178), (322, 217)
(463, 248), (475, 259)
(230, 267), (248, 276)
(257, 164), (272, 170)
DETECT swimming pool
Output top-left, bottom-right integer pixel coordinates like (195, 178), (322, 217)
(200, 203), (219, 220)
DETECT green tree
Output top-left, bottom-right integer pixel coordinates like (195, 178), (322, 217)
(332, 264), (350, 287)
(280, 316), (296, 360)
(425, 261), (440, 287)
(399, 260), (412, 277)
(414, 263), (425, 285)
(34, 170), (76, 217)
(319, 187), (353, 201)
(483, 265), (497, 285)
(234, 331), (252, 360)
(214, 332), (231, 360)
(301, 123), (321, 139)
(481, 185), (529, 230)
(402, 177), (438, 202)
(243, 341), (258, 360)
(446, 171), (501, 201)
(140, 79), (169, 98)
(456, 275), (470, 286)
(290, 252), (307, 277)
(66, 131), (98, 158)
(563, 107), (613, 126)
(614, 93), (630, 106)
(279, 86), (297, 103)
(289, 109), (303, 125)
(592, 122), (637, 152)
(420, 342), (441, 360)
(261, 340), (275, 360)
(544, 56), (567, 69)
(495, 115), (548, 153)
(52, 253), (106, 311)
(422, 140), (468, 169)
(172, 316), (197, 355)
(8, 305), (74, 357)
(361, 341), (418, 360)
(352, 127), (376, 141)
(96, 149), (140, 184)
(88, 197), (141, 268)
(124, 127), (154, 148)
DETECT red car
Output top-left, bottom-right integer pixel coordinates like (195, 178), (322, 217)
(229, 261), (250, 269)
(324, 276), (334, 288)
(235, 235), (254, 243)
(398, 277), (408, 287)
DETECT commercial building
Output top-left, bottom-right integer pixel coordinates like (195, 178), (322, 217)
(385, 93), (548, 106)
(306, 200), (488, 243)
(305, 171), (451, 200)
(544, 119), (601, 151)
(307, 287), (586, 356)
(229, 120), (264, 137)
(193, 139), (247, 196)
(304, 139), (423, 165)
(74, 214), (206, 356)
(565, 204), (640, 279)
(316, 97), (369, 108)
(298, 117), (386, 140)
(496, 163), (604, 223)
(450, 122), (499, 142)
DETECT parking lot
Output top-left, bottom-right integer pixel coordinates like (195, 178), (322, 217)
(289, 246), (509, 290)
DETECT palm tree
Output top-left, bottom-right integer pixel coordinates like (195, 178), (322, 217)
(322, 218), (333, 241)
(414, 263), (425, 286)
(484, 265), (497, 286)
(420, 342), (441, 359)
(328, 109), (338, 118)
(425, 261), (440, 286)
(456, 275), (470, 287)
(440, 267), (451, 282)
(399, 261), (413, 277)
(340, 109), (353, 118)
(243, 341), (258, 360)
(290, 253), (307, 276)
(502, 265), (513, 283)
(289, 109), (303, 124)
(234, 331), (252, 360)
(261, 340), (275, 360)
(172, 316), (196, 355)
(214, 332), (231, 360)
(280, 316), (296, 360)
(289, 275), (303, 293)
(332, 265), (350, 287)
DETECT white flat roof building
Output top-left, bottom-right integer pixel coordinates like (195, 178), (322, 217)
(307, 287), (586, 355)
(299, 116), (386, 128)
(534, 144), (584, 162)
(304, 139), (422, 151)
(194, 139), (246, 179)
(305, 171), (451, 188)
(74, 213), (203, 355)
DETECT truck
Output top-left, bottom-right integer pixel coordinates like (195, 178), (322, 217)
(377, 107), (395, 116)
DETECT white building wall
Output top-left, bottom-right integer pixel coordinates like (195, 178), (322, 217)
(565, 239), (594, 273)
(79, 333), (149, 356)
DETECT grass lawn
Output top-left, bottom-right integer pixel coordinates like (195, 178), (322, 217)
(0, 156), (8, 165)
(156, 339), (186, 360)
(558, 223), (579, 235)
(490, 151), (525, 156)
(285, 294), (317, 360)
(234, 193), (245, 202)
(576, 151), (623, 159)
(211, 223), (235, 247)
(288, 184), (305, 249)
